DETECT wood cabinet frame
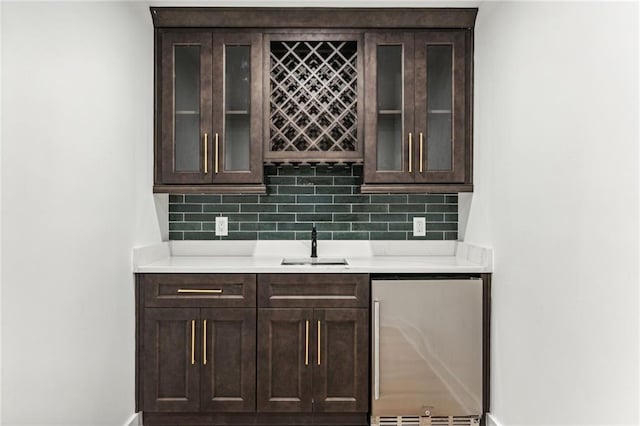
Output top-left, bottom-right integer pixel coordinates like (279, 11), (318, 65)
(155, 29), (266, 193)
(362, 30), (473, 192)
(151, 8), (477, 194)
(262, 32), (365, 163)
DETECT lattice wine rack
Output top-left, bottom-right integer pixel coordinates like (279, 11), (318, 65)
(265, 38), (363, 162)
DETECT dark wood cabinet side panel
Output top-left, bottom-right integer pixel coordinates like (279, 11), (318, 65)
(482, 273), (491, 416)
(258, 274), (369, 308)
(313, 309), (369, 413)
(257, 309), (313, 412)
(465, 28), (474, 186)
(142, 308), (201, 412)
(201, 308), (256, 412)
(136, 275), (142, 412)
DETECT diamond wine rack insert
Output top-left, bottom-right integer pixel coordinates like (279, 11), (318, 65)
(267, 39), (362, 162)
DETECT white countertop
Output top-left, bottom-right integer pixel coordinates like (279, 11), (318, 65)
(132, 241), (492, 274)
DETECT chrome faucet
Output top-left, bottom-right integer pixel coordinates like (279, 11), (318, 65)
(311, 224), (318, 258)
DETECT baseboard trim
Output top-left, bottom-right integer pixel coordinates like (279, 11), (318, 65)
(486, 413), (503, 426)
(124, 412), (141, 426)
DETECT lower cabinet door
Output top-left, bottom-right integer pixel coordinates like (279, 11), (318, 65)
(200, 308), (256, 412)
(143, 308), (201, 412)
(257, 308), (313, 412)
(313, 309), (369, 412)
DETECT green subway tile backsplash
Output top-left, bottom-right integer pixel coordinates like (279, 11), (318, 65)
(169, 165), (458, 240)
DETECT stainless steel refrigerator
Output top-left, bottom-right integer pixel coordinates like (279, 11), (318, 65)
(371, 279), (484, 426)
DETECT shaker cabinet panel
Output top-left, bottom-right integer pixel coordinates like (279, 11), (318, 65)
(142, 308), (201, 412)
(312, 309), (369, 413)
(257, 309), (313, 412)
(200, 308), (256, 412)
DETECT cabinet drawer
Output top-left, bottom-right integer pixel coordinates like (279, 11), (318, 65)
(142, 274), (256, 308)
(258, 274), (369, 308)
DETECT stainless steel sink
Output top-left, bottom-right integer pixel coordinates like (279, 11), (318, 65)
(281, 258), (348, 266)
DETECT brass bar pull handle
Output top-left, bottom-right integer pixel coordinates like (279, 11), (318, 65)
(305, 320), (310, 366)
(214, 133), (219, 174)
(204, 133), (208, 174)
(408, 133), (413, 173)
(177, 289), (223, 294)
(419, 132), (424, 173)
(317, 320), (321, 366)
(374, 301), (380, 400)
(191, 320), (196, 365)
(203, 320), (207, 366)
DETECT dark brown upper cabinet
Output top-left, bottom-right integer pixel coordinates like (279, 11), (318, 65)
(156, 31), (265, 193)
(362, 31), (472, 193)
(151, 8), (476, 194)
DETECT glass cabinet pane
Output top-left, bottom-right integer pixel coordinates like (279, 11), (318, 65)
(426, 45), (453, 171)
(174, 45), (201, 172)
(224, 45), (251, 171)
(377, 45), (403, 171)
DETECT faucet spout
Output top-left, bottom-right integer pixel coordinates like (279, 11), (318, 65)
(311, 225), (318, 258)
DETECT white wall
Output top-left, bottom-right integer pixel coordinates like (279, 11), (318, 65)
(467, 2), (639, 425)
(0, 0), (3, 423)
(1, 2), (160, 425)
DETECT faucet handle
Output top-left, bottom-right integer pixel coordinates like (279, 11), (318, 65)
(310, 224), (318, 258)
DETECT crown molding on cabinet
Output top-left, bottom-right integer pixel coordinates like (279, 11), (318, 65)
(150, 7), (478, 29)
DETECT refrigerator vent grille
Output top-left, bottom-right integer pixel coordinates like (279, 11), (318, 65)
(374, 416), (480, 426)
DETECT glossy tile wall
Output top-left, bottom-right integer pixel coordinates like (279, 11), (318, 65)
(169, 165), (458, 240)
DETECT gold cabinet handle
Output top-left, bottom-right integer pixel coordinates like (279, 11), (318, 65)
(317, 320), (321, 366)
(214, 133), (219, 174)
(191, 319), (196, 365)
(203, 320), (207, 366)
(305, 320), (310, 366)
(408, 133), (413, 173)
(177, 289), (223, 294)
(419, 132), (424, 173)
(203, 133), (208, 174)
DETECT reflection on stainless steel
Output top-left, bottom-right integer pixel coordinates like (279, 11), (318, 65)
(372, 279), (483, 417)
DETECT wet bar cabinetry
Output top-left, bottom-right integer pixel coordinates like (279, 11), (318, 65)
(151, 8), (476, 194)
(136, 273), (370, 426)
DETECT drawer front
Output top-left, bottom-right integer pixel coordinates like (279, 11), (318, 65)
(142, 273), (256, 308)
(258, 274), (369, 308)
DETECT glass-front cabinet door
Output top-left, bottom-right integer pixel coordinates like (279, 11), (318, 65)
(160, 32), (213, 184)
(414, 32), (466, 183)
(158, 32), (262, 187)
(364, 33), (415, 184)
(211, 33), (263, 184)
(363, 31), (468, 188)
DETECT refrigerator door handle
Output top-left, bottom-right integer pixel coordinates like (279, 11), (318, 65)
(374, 299), (380, 400)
